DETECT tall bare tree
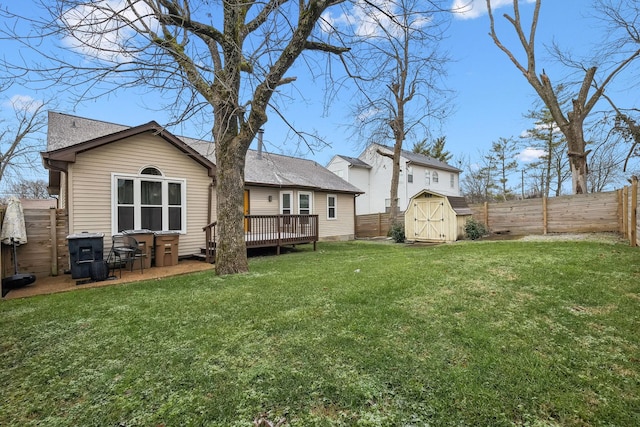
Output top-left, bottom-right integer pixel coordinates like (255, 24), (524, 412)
(3, 0), (347, 275)
(0, 96), (47, 189)
(331, 0), (451, 224)
(486, 0), (640, 194)
(5, 179), (49, 200)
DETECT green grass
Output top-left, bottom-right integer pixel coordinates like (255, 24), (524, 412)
(1, 239), (639, 426)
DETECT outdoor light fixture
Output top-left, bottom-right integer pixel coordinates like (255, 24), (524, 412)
(268, 195), (273, 202)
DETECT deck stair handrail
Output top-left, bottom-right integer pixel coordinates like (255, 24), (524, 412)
(202, 215), (318, 263)
(202, 221), (217, 263)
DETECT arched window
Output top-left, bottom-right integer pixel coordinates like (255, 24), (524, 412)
(432, 171), (439, 183)
(141, 166), (162, 176)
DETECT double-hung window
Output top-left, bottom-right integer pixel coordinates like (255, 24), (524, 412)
(298, 192), (312, 215)
(113, 167), (186, 234)
(280, 191), (292, 215)
(327, 195), (337, 220)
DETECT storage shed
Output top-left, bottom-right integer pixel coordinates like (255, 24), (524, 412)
(405, 190), (472, 242)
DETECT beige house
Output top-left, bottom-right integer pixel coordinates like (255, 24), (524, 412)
(404, 189), (472, 243)
(42, 112), (362, 258)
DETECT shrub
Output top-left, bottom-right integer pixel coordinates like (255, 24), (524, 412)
(389, 222), (406, 243)
(465, 218), (487, 240)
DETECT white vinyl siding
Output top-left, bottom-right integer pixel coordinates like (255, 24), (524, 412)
(316, 192), (355, 240)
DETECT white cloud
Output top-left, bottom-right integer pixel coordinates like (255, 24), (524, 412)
(517, 147), (546, 162)
(322, 0), (433, 38)
(61, 0), (157, 63)
(5, 95), (44, 113)
(451, 0), (536, 20)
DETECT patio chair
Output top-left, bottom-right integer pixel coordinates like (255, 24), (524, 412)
(107, 234), (145, 278)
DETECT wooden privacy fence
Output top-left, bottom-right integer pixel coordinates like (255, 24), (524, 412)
(356, 178), (640, 246)
(469, 177), (640, 246)
(355, 212), (404, 238)
(469, 191), (620, 235)
(0, 208), (69, 280)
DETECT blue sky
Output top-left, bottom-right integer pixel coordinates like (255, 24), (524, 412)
(2, 0), (639, 184)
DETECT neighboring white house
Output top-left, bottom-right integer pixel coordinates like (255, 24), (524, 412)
(327, 143), (462, 215)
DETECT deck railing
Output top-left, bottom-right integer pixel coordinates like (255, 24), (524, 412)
(202, 215), (318, 263)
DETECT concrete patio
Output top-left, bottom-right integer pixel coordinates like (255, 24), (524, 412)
(2, 258), (214, 300)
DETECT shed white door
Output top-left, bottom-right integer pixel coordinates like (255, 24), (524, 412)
(413, 199), (445, 241)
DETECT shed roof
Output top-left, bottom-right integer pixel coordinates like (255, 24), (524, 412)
(44, 112), (362, 194)
(410, 189), (472, 216)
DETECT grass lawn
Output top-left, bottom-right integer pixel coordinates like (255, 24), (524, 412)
(1, 239), (639, 426)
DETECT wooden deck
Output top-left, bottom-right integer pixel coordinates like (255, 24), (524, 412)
(202, 215), (318, 262)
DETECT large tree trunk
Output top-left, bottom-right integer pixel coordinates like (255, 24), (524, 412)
(388, 142), (403, 225)
(215, 136), (249, 275)
(563, 115), (589, 194)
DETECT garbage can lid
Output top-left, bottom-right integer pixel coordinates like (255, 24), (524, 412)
(67, 232), (105, 239)
(153, 230), (180, 235)
(122, 229), (153, 234)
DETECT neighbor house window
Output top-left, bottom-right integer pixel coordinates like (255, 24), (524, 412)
(280, 191), (292, 215)
(450, 173), (455, 188)
(407, 166), (413, 183)
(432, 171), (439, 183)
(425, 171), (431, 185)
(327, 194), (337, 220)
(113, 167), (185, 234)
(385, 198), (391, 213)
(298, 191), (312, 215)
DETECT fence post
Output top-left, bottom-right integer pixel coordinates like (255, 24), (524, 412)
(50, 208), (58, 276)
(632, 177), (638, 247)
(483, 202), (489, 229)
(623, 186), (629, 238)
(617, 189), (623, 234)
(542, 196), (548, 235)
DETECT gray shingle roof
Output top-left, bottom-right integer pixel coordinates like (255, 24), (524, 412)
(47, 112), (129, 151)
(46, 112), (362, 194)
(335, 155), (372, 168)
(373, 143), (462, 173)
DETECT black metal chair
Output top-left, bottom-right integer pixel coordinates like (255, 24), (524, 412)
(107, 234), (145, 278)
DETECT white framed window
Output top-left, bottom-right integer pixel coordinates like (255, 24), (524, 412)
(425, 171), (431, 185)
(450, 173), (455, 188)
(385, 198), (391, 213)
(407, 166), (413, 183)
(327, 194), (337, 220)
(112, 167), (186, 234)
(298, 191), (312, 215)
(280, 191), (293, 215)
(432, 171), (439, 183)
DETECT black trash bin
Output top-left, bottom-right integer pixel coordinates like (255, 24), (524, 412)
(67, 232), (104, 279)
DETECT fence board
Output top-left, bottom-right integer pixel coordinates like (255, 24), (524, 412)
(469, 191), (620, 236)
(355, 212), (403, 238)
(1, 208), (68, 280)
